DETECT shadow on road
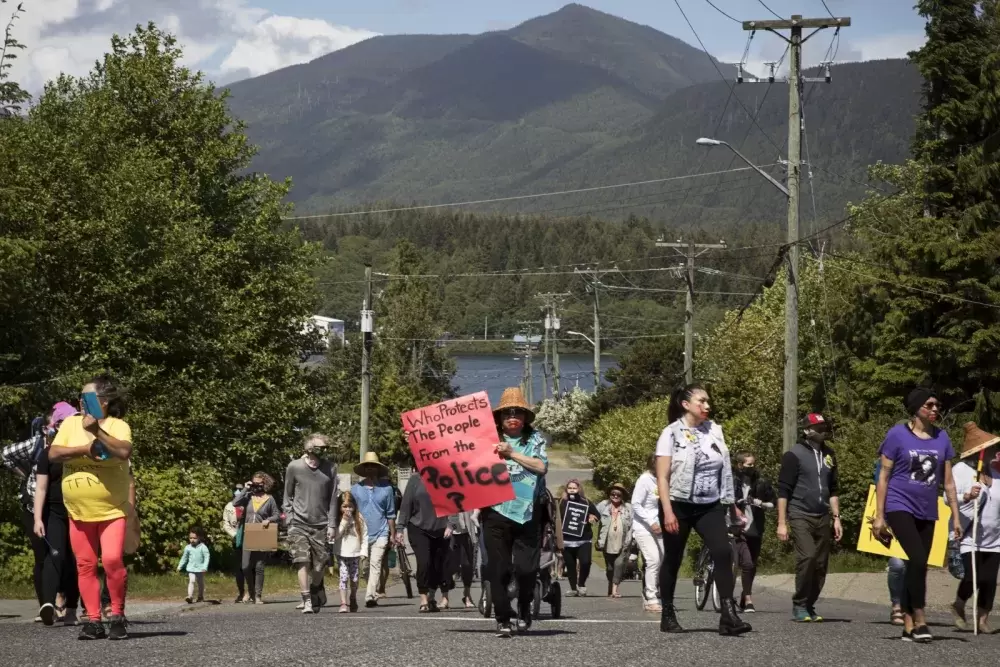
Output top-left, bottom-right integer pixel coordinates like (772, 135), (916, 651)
(129, 630), (189, 639)
(448, 628), (577, 637)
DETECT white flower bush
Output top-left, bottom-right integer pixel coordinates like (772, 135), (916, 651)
(534, 387), (594, 441)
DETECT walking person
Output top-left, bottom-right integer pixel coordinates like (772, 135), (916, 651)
(49, 375), (133, 640)
(656, 383), (751, 636)
(177, 528), (210, 603)
(776, 413), (842, 623)
(351, 453), (397, 608)
(397, 473), (453, 612)
(333, 491), (368, 613)
(480, 387), (548, 638)
(949, 423), (1000, 633)
(631, 453), (664, 612)
(596, 483), (633, 598)
(283, 433), (340, 614)
(872, 388), (962, 642)
(873, 450), (907, 625)
(30, 402), (82, 626)
(560, 479), (600, 597)
(222, 482), (246, 603)
(375, 483), (402, 600)
(234, 472), (279, 604)
(732, 451), (775, 613)
(447, 510), (478, 608)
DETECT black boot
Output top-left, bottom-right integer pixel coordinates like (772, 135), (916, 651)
(720, 598), (752, 636)
(660, 604), (684, 633)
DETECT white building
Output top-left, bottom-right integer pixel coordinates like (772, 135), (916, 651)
(305, 315), (345, 347)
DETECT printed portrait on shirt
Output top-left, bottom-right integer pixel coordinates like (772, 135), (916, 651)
(908, 452), (938, 486)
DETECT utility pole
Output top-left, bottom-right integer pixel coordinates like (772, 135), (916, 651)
(656, 239), (727, 384)
(517, 321), (540, 405)
(575, 269), (617, 391)
(535, 292), (571, 400)
(359, 265), (374, 462)
(741, 14), (850, 452)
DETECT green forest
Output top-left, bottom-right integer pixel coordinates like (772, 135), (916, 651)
(1, 1), (999, 577)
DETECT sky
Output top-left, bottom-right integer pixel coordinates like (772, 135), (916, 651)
(8, 0), (927, 92)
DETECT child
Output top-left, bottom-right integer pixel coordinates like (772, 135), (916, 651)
(333, 492), (368, 613)
(178, 528), (210, 604)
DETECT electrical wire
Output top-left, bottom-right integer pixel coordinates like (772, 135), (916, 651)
(703, 0), (741, 23)
(672, 0), (784, 154)
(756, 0), (785, 20)
(281, 165), (767, 221)
(819, 0), (836, 18)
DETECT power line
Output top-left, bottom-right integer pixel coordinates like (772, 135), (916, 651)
(819, 0), (836, 18)
(756, 0), (785, 20)
(281, 165), (769, 221)
(703, 0), (741, 24)
(672, 0), (784, 154)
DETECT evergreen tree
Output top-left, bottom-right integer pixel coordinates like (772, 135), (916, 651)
(846, 2), (1000, 419)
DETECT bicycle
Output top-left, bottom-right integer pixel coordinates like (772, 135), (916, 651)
(692, 499), (773, 612)
(395, 542), (415, 599)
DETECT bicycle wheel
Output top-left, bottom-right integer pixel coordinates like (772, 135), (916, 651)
(397, 545), (414, 599)
(533, 580), (542, 619)
(696, 570), (713, 610)
(711, 579), (721, 612)
(479, 585), (493, 618)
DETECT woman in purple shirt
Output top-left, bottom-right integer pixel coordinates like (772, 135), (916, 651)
(873, 388), (962, 643)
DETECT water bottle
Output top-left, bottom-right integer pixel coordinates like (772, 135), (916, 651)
(388, 547), (397, 569)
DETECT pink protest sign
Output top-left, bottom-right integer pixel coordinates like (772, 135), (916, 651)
(401, 392), (514, 517)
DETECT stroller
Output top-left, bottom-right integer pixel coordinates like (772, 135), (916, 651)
(478, 486), (563, 623)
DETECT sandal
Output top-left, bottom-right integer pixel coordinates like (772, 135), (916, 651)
(611, 592), (622, 599)
(428, 600), (440, 612)
(419, 604), (431, 613)
(891, 610), (905, 626)
(438, 599), (449, 611)
(463, 596), (474, 609)
(339, 604), (349, 613)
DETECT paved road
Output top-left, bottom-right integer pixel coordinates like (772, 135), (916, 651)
(5, 578), (999, 666)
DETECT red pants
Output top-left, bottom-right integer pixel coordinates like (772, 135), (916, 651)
(69, 517), (127, 618)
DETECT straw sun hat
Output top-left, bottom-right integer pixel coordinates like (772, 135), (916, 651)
(354, 451), (390, 478)
(960, 422), (1000, 459)
(493, 387), (535, 425)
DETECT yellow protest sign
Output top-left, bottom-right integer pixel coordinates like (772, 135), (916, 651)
(856, 484), (951, 567)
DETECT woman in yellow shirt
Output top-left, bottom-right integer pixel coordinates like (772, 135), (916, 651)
(49, 374), (133, 641)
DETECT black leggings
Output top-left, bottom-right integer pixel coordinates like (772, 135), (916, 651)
(958, 551), (1000, 613)
(885, 511), (935, 614)
(659, 501), (734, 605)
(408, 525), (450, 595)
(563, 543), (593, 590)
(481, 509), (539, 624)
(448, 533), (475, 592)
(734, 535), (762, 597)
(21, 508), (45, 606)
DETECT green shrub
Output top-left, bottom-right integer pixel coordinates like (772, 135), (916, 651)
(133, 465), (234, 573)
(581, 399), (667, 492)
(535, 387), (594, 443)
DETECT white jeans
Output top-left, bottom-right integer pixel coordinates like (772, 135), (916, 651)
(365, 536), (389, 601)
(187, 572), (205, 600)
(634, 531), (663, 603)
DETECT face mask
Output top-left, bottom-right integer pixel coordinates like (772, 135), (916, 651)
(568, 493), (580, 501)
(234, 489), (242, 497)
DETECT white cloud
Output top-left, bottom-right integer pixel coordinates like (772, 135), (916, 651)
(5, 0), (378, 92)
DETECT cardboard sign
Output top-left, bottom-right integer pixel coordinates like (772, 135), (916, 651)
(243, 523), (279, 552)
(856, 484), (950, 567)
(402, 392), (515, 517)
(562, 500), (589, 539)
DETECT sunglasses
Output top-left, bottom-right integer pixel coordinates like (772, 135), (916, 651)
(501, 409), (525, 419)
(610, 492), (622, 497)
(923, 401), (941, 411)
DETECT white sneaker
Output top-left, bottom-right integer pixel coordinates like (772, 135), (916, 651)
(301, 599), (314, 614)
(295, 602), (304, 610)
(579, 587), (587, 597)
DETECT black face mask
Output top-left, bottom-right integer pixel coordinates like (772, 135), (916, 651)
(740, 468), (758, 484)
(567, 493), (580, 502)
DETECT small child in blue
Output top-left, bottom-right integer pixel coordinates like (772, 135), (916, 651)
(178, 528), (211, 603)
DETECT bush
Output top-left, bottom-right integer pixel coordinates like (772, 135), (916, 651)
(534, 387), (594, 443)
(133, 465), (234, 573)
(581, 399), (667, 492)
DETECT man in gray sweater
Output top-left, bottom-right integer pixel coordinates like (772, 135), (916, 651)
(283, 433), (339, 614)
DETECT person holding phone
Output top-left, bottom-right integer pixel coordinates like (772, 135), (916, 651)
(49, 374), (133, 641)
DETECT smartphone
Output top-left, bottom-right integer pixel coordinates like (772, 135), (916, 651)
(81, 391), (104, 419)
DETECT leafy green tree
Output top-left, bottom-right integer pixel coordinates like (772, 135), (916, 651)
(590, 335), (684, 417)
(0, 24), (320, 475)
(0, 0), (29, 114)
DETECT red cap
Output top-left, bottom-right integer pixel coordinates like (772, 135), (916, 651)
(800, 413), (830, 428)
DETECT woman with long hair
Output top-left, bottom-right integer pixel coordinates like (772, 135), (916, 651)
(234, 471), (279, 604)
(49, 374), (133, 640)
(596, 482), (633, 598)
(560, 478), (600, 597)
(656, 383), (751, 636)
(873, 388), (962, 642)
(396, 472), (453, 612)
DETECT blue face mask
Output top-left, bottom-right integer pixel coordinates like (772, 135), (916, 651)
(234, 488), (242, 497)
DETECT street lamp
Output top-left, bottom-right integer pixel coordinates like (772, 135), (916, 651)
(696, 137), (790, 198)
(566, 331), (600, 392)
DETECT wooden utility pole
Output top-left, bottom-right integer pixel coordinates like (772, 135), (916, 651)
(536, 292), (571, 400)
(741, 14), (850, 452)
(359, 265), (374, 462)
(574, 269), (618, 391)
(655, 239), (727, 384)
(517, 321), (540, 405)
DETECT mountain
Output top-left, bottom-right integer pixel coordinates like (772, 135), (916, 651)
(222, 4), (921, 223)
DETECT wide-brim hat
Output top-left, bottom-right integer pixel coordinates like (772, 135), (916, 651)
(960, 422), (1000, 459)
(608, 482), (629, 498)
(354, 451), (389, 477)
(493, 387), (535, 425)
